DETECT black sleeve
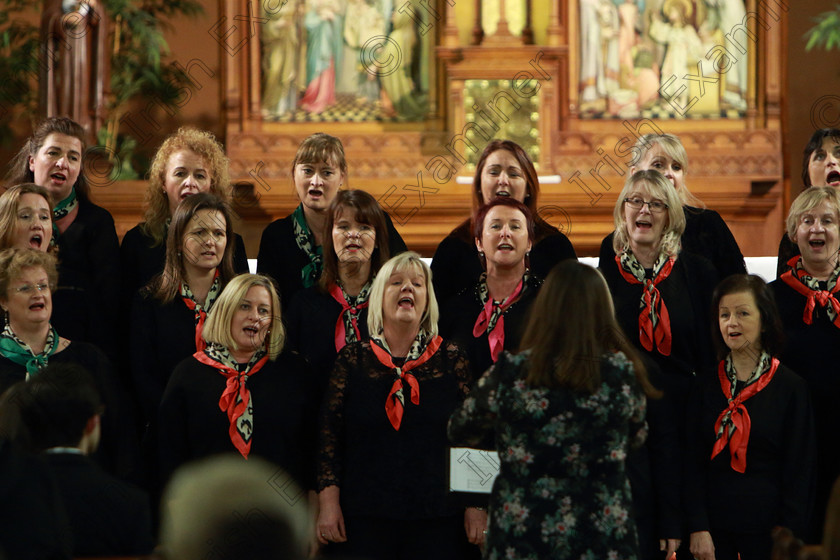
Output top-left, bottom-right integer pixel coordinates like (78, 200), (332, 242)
(383, 212), (408, 256)
(431, 235), (476, 305)
(530, 233), (577, 280)
(683, 375), (711, 533)
(257, 220), (284, 290)
(82, 345), (137, 477)
(777, 234), (800, 278)
(700, 210), (747, 279)
(129, 293), (164, 426)
(119, 226), (143, 313)
(778, 369), (817, 536)
(598, 232), (616, 269)
(645, 360), (683, 539)
(285, 291), (306, 353)
(86, 209), (121, 361)
(157, 359), (193, 487)
(233, 233), (250, 274)
(684, 252), (719, 372)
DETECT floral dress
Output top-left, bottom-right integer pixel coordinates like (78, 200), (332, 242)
(448, 350), (647, 560)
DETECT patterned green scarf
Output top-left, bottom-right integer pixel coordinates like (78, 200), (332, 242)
(0, 323), (59, 378)
(292, 204), (323, 288)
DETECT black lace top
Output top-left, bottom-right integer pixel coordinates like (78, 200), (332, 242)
(318, 339), (471, 519)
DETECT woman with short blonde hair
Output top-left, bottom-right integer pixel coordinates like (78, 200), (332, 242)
(158, 273), (318, 491)
(771, 186), (840, 541)
(317, 251), (469, 559)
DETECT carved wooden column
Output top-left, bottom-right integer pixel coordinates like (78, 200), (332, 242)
(521, 0), (533, 44)
(472, 0), (483, 45)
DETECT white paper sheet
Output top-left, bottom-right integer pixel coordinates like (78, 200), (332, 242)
(449, 447), (500, 494)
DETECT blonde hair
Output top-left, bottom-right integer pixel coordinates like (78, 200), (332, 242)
(612, 170), (685, 257)
(367, 252), (439, 338)
(0, 248), (59, 303)
(143, 127), (231, 246)
(632, 133), (703, 208)
(0, 184), (55, 254)
(785, 186), (840, 242)
(203, 274), (285, 360)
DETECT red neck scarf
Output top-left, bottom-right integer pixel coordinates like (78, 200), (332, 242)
(473, 276), (525, 363)
(194, 345), (269, 458)
(779, 256), (840, 329)
(180, 270), (221, 351)
(370, 334), (443, 431)
(616, 253), (675, 356)
(710, 354), (778, 473)
(329, 282), (370, 352)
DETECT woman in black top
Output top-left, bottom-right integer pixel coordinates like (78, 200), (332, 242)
(129, 193), (236, 428)
(158, 273), (318, 490)
(685, 274), (815, 560)
(599, 132), (746, 280)
(440, 197), (540, 384)
(120, 127), (249, 306)
(600, 169), (718, 560)
(431, 139), (575, 304)
(770, 186), (840, 542)
(286, 189), (390, 389)
(776, 128), (840, 277)
(257, 132), (406, 310)
(0, 248), (127, 475)
(317, 252), (470, 560)
(438, 197), (541, 553)
(4, 117), (120, 359)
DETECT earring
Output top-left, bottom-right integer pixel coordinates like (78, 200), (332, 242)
(478, 251), (485, 258)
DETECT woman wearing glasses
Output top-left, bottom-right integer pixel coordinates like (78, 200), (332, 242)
(600, 170), (718, 560)
(0, 248), (127, 474)
(598, 133), (746, 280)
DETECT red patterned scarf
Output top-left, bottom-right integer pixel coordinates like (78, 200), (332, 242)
(710, 352), (778, 473)
(779, 256), (840, 328)
(370, 331), (442, 431)
(328, 282), (370, 352)
(195, 343), (269, 458)
(472, 274), (525, 363)
(616, 252), (675, 355)
(180, 270), (221, 351)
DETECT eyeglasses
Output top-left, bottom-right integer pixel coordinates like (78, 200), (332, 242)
(624, 197), (668, 213)
(14, 283), (49, 295)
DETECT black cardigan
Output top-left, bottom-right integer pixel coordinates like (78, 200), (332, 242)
(770, 277), (840, 541)
(599, 206), (746, 281)
(684, 362), (815, 538)
(51, 199), (121, 361)
(158, 350), (318, 489)
(257, 211), (407, 311)
(129, 292), (202, 426)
